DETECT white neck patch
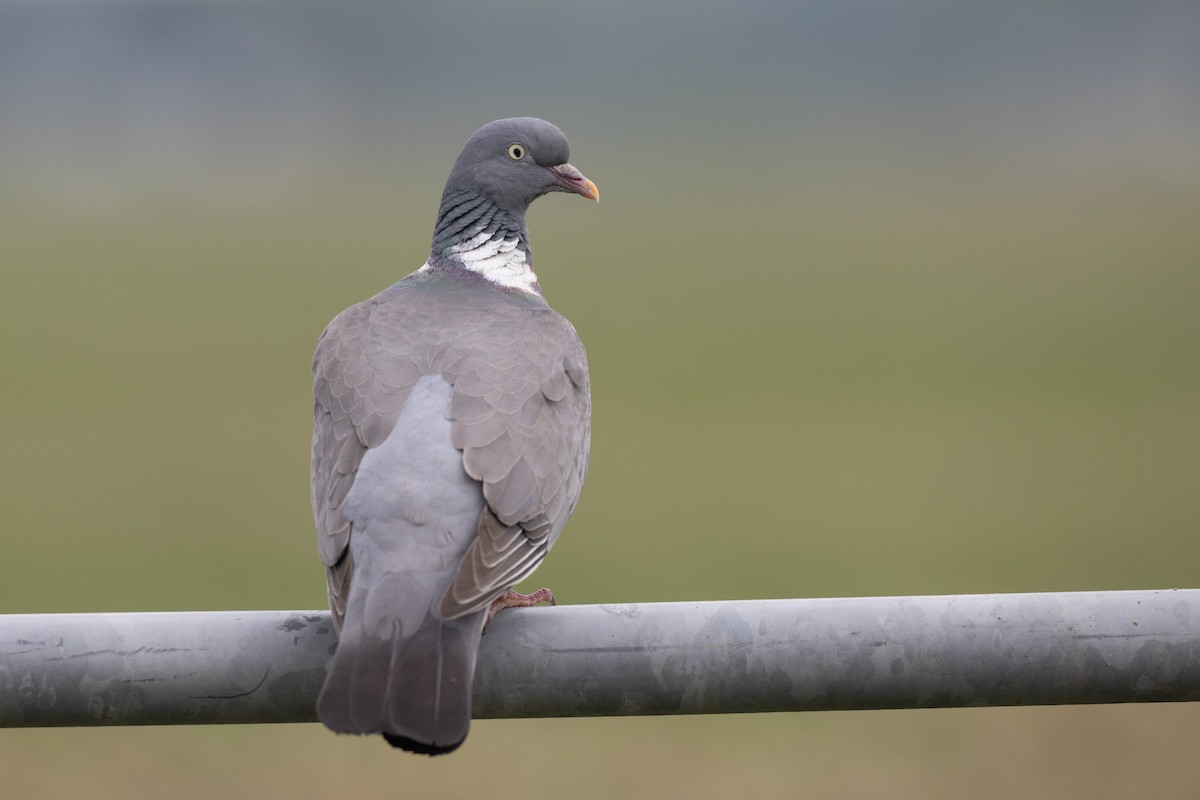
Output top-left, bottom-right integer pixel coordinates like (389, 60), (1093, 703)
(443, 230), (539, 294)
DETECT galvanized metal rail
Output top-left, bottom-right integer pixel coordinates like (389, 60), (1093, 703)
(1, 590), (1198, 727)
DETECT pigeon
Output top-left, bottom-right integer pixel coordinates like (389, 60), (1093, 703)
(310, 117), (595, 755)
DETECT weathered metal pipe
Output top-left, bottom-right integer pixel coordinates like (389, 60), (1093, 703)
(1, 590), (1197, 728)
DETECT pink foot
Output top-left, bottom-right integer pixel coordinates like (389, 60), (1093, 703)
(487, 587), (556, 623)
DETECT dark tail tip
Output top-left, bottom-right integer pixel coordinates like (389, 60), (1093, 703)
(383, 731), (466, 756)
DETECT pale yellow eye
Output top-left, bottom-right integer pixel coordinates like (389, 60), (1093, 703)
(506, 143), (527, 161)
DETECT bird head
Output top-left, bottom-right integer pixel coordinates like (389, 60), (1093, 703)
(443, 117), (599, 213)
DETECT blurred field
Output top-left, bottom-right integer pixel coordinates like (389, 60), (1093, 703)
(3, 169), (1197, 797)
(2, 2), (1199, 797)
(4, 705), (1200, 800)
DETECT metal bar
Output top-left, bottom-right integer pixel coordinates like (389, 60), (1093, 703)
(1, 590), (1198, 728)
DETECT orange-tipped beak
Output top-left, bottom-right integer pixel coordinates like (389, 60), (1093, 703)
(577, 176), (600, 202)
(549, 163), (600, 201)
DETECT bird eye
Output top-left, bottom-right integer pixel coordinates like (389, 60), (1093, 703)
(506, 143), (526, 161)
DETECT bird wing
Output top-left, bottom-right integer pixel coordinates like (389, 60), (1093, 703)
(440, 309), (591, 618)
(311, 292), (424, 631)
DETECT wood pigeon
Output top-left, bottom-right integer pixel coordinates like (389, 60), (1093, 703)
(310, 118), (595, 755)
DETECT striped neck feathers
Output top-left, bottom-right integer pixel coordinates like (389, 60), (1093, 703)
(429, 191), (539, 294)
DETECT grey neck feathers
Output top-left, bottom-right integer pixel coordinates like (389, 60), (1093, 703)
(430, 190), (531, 267)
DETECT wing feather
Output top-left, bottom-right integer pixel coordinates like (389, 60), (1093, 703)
(440, 315), (590, 618)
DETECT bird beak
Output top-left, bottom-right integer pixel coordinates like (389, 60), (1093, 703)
(548, 163), (600, 202)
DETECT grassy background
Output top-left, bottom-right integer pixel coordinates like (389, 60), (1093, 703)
(2, 2), (1199, 797)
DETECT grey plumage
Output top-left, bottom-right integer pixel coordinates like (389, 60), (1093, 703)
(311, 118), (594, 754)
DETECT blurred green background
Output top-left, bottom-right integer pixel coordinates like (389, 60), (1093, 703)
(2, 2), (1198, 797)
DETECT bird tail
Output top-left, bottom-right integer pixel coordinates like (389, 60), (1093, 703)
(317, 598), (487, 756)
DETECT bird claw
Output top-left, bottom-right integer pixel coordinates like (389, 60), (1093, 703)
(486, 587), (557, 624)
